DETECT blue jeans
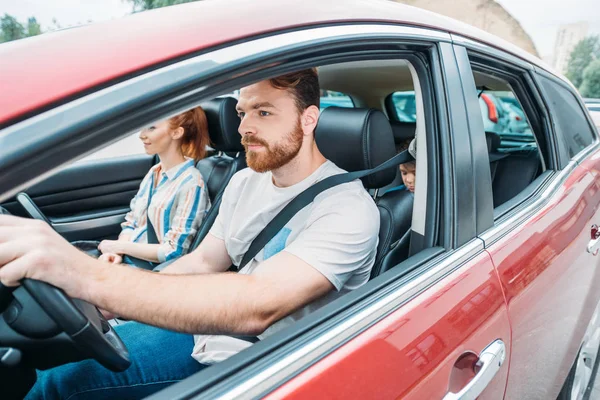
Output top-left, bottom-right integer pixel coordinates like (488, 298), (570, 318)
(26, 322), (207, 400)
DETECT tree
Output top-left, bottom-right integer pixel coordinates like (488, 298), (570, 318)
(580, 60), (600, 98)
(565, 36), (600, 88)
(0, 13), (26, 43)
(26, 17), (42, 37)
(126, 0), (199, 12)
(0, 14), (44, 43)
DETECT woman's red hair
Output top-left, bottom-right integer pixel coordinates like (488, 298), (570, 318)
(169, 106), (210, 162)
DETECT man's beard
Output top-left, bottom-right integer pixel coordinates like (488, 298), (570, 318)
(242, 121), (304, 173)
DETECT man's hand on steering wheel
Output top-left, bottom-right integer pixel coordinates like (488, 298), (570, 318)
(0, 214), (93, 297)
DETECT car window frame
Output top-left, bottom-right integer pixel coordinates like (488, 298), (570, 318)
(450, 38), (600, 251)
(0, 24), (481, 399)
(454, 45), (565, 227)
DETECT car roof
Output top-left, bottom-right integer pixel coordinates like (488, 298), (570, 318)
(0, 0), (558, 127)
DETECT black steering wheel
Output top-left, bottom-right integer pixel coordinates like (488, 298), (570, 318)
(0, 193), (131, 372)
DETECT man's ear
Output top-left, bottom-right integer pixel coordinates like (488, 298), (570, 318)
(171, 126), (185, 140)
(301, 105), (320, 136)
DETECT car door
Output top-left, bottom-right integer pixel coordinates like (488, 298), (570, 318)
(458, 45), (600, 398)
(0, 136), (154, 242)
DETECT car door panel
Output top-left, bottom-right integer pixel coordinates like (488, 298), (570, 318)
(1, 154), (153, 241)
(484, 161), (600, 399)
(264, 250), (510, 400)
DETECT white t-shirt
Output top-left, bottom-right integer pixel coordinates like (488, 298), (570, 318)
(191, 160), (379, 364)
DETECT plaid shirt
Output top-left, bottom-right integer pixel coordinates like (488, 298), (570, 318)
(121, 158), (210, 262)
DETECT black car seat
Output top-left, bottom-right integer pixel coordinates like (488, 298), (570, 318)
(315, 107), (414, 280)
(485, 131), (541, 208)
(191, 97), (246, 248)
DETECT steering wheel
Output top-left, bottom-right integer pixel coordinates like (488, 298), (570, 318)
(0, 193), (132, 372)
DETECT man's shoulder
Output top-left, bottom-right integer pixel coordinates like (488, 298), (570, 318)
(311, 161), (378, 220)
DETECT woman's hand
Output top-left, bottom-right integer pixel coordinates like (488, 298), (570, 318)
(98, 253), (123, 264)
(98, 240), (126, 255)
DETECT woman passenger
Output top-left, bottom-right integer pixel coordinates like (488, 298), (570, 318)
(97, 107), (211, 267)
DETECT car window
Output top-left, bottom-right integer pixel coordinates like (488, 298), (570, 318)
(78, 132), (146, 162)
(537, 75), (596, 158)
(388, 91), (417, 122)
(469, 66), (546, 210)
(477, 90), (537, 150)
(319, 90), (354, 110)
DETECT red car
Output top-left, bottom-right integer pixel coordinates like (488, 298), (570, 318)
(1, 1), (600, 399)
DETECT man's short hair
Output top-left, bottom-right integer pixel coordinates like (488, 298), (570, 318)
(269, 68), (320, 114)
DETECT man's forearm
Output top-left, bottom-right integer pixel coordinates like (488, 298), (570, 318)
(84, 263), (273, 335)
(160, 252), (215, 275)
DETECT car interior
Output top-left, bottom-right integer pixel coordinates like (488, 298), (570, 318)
(0, 55), (548, 397)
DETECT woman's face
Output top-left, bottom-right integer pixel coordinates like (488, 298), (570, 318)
(139, 120), (180, 156)
(400, 163), (416, 193)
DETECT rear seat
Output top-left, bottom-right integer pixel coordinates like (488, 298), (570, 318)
(486, 131), (541, 208)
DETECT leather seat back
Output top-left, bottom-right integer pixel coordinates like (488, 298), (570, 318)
(190, 97), (245, 250)
(315, 107), (414, 279)
(485, 131), (540, 208)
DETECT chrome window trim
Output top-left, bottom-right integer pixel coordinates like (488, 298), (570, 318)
(573, 140), (600, 165)
(480, 157), (585, 247)
(204, 240), (484, 400)
(0, 23), (450, 203)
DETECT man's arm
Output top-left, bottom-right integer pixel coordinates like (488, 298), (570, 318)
(0, 216), (332, 335)
(87, 250), (332, 334)
(159, 234), (232, 275)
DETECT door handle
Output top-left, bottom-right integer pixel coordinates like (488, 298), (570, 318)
(443, 340), (506, 400)
(588, 225), (600, 255)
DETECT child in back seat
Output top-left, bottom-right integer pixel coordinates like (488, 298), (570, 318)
(385, 138), (416, 194)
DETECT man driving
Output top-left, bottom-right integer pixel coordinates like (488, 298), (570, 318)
(0, 68), (380, 399)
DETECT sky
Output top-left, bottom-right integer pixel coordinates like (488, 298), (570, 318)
(1, 0), (599, 57)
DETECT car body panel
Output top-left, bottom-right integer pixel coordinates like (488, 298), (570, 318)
(263, 252), (511, 400)
(0, 0), (559, 127)
(484, 159), (600, 399)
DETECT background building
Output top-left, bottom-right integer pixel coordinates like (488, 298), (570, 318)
(552, 22), (590, 73)
(395, 0), (539, 56)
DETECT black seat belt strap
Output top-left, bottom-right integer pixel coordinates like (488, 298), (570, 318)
(238, 150), (413, 270)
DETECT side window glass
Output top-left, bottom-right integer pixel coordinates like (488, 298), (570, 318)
(469, 68), (545, 209)
(538, 75), (596, 158)
(477, 90), (537, 150)
(78, 132), (146, 162)
(320, 90), (354, 110)
(389, 91), (417, 122)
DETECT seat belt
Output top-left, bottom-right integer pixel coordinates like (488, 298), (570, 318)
(128, 175), (160, 270)
(238, 150), (413, 270)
